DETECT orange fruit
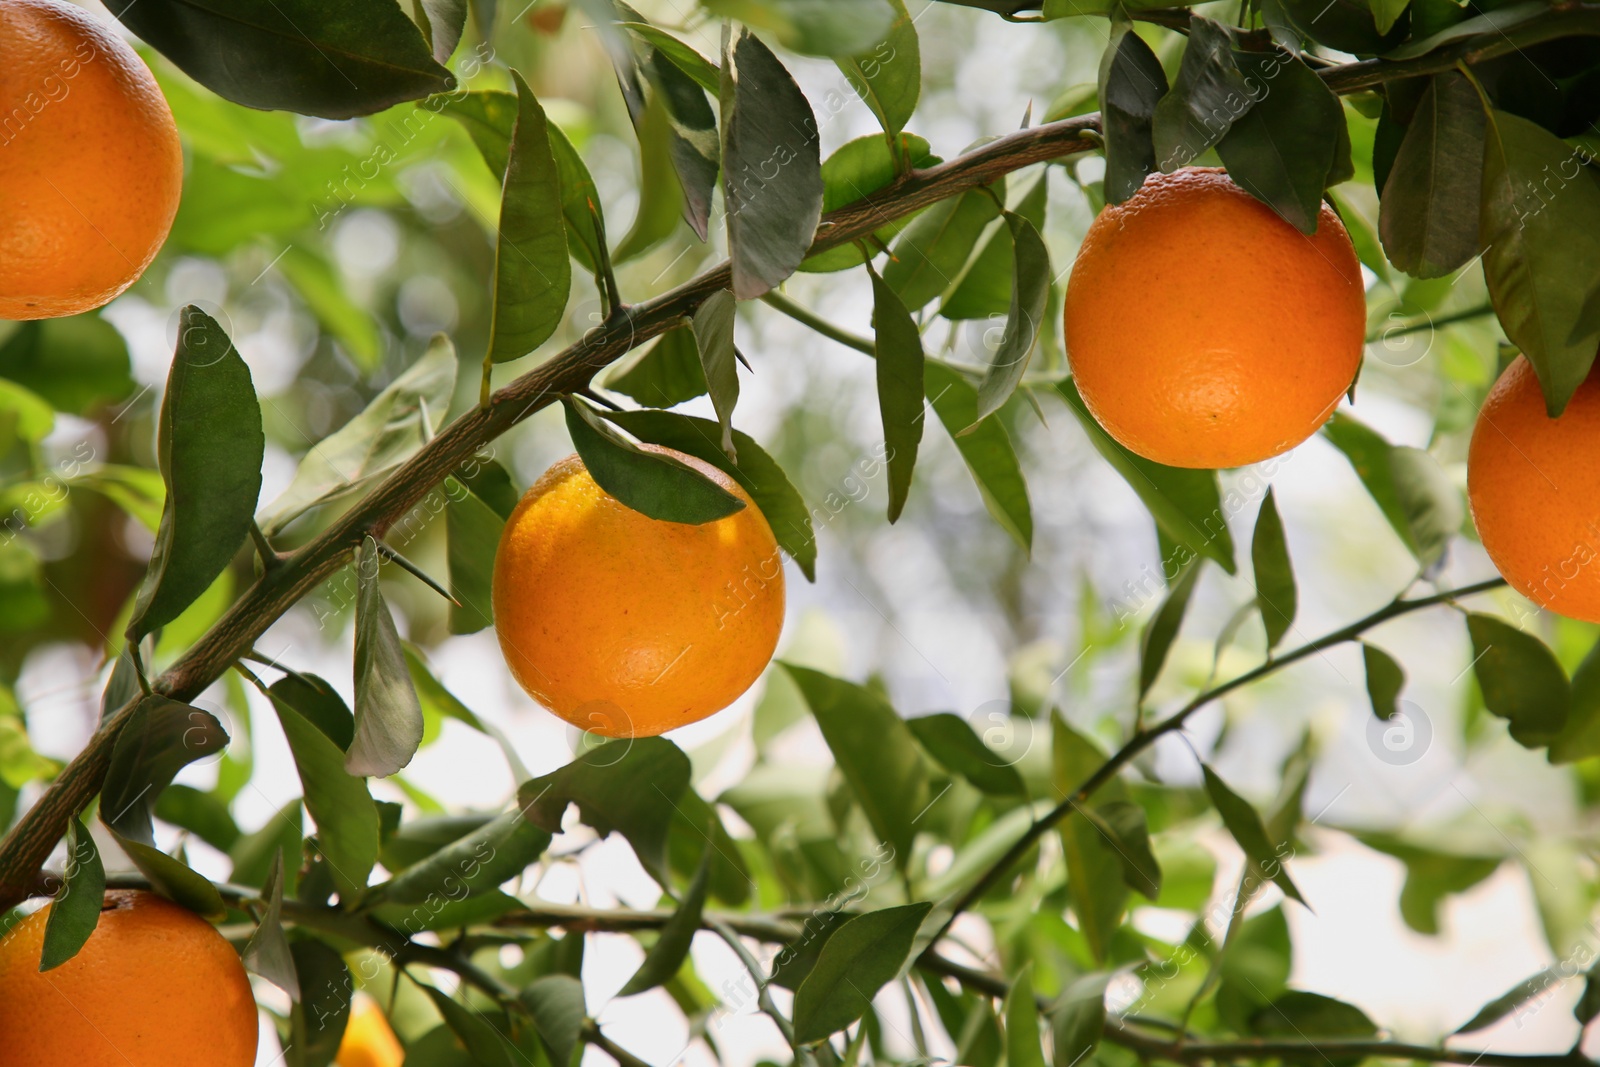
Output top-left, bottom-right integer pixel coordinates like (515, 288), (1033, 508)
(0, 889), (257, 1066)
(0, 0), (183, 320)
(1468, 355), (1600, 622)
(336, 994), (406, 1067)
(492, 449), (785, 737)
(1064, 167), (1367, 469)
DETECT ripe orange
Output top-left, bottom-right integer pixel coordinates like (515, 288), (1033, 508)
(336, 994), (405, 1067)
(492, 449), (785, 738)
(1064, 167), (1367, 469)
(1468, 355), (1600, 622)
(0, 0), (183, 320)
(0, 889), (258, 1066)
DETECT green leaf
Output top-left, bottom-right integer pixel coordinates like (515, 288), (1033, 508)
(564, 397), (746, 524)
(801, 133), (940, 273)
(487, 72), (573, 364)
(1466, 613), (1570, 748)
(1250, 489), (1297, 650)
(1152, 16), (1249, 171)
(907, 713), (1025, 796)
(348, 536), (426, 777)
(604, 408), (815, 580)
(39, 816), (105, 972)
(1098, 22), (1168, 204)
(127, 307), (264, 643)
(288, 939), (350, 1067)
(942, 174), (1048, 321)
(420, 985), (516, 1066)
(792, 902), (933, 1043)
(721, 26), (824, 298)
(926, 362), (1032, 552)
(1378, 73), (1485, 279)
(269, 674), (354, 752)
(1050, 971), (1113, 1067)
(1251, 992), (1376, 1041)
(417, 0), (466, 63)
(518, 737), (692, 881)
(1052, 715), (1128, 962)
(1456, 970), (1561, 1035)
(445, 459), (520, 635)
(276, 248), (382, 371)
(836, 0), (919, 135)
(620, 23), (720, 92)
(1215, 49), (1347, 234)
(1479, 108), (1600, 415)
(972, 212), (1051, 424)
(102, 0), (452, 119)
(1362, 643), (1406, 721)
(869, 266), (926, 523)
(666, 786), (751, 907)
(781, 664), (928, 867)
(231, 799), (302, 893)
(1057, 380), (1235, 574)
(1357, 834), (1501, 935)
(604, 327), (709, 408)
(885, 189), (1003, 311)
(1382, 1), (1545, 60)
(1202, 764), (1306, 906)
(620, 850), (710, 995)
(1549, 639), (1600, 764)
(1322, 413), (1461, 568)
(1084, 801), (1161, 900)
(771, 911), (851, 991)
(155, 783), (241, 853)
(1216, 905), (1291, 1029)
(381, 808), (551, 905)
(692, 289), (741, 459)
(242, 852), (300, 1001)
(1140, 560), (1201, 698)
(0, 316), (133, 415)
(522, 974), (587, 1067)
(267, 689), (380, 902)
(707, 0), (896, 56)
(1269, 0), (1410, 52)
(1004, 966), (1048, 1067)
(257, 335), (455, 536)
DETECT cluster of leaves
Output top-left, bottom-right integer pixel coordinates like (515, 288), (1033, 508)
(3, 0), (1600, 1066)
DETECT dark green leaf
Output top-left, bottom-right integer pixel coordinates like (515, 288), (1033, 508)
(348, 536), (425, 777)
(1052, 715), (1128, 962)
(1456, 970), (1560, 1034)
(870, 266), (926, 523)
(1466, 613), (1570, 748)
(1251, 489), (1297, 650)
(1202, 764), (1306, 906)
(564, 397), (745, 524)
(604, 408), (815, 580)
(288, 939), (350, 1067)
(907, 713), (1025, 796)
(127, 307), (263, 642)
(885, 189), (1003, 311)
(446, 459), (520, 635)
(1550, 639), (1600, 764)
(487, 73), (573, 364)
(972, 212), (1051, 424)
(1383, 1), (1545, 60)
(1577, 962), (1600, 1026)
(1251, 992), (1376, 1041)
(926, 362), (1032, 552)
(39, 816), (104, 972)
(419, 984), (516, 1067)
(1140, 559), (1201, 698)
(942, 174), (1048, 321)
(519, 737), (692, 881)
(154, 783), (240, 853)
(381, 808), (551, 905)
(692, 289), (741, 459)
(781, 664), (928, 867)
(102, 695), (228, 845)
(801, 134), (940, 273)
(1004, 967), (1048, 1067)
(1084, 801), (1161, 900)
(1270, 0), (1410, 52)
(771, 911), (851, 991)
(522, 974), (587, 1067)
(1152, 16), (1249, 171)
(1216, 906), (1291, 1029)
(620, 850), (710, 995)
(620, 23), (720, 92)
(1379, 73), (1485, 278)
(231, 799), (302, 893)
(1098, 23), (1168, 204)
(1216, 50), (1346, 234)
(378, 812), (494, 873)
(721, 27), (824, 298)
(1058, 379), (1235, 574)
(1480, 109), (1600, 415)
(242, 852), (300, 1001)
(604, 328), (709, 408)
(1050, 972), (1113, 1067)
(836, 0), (919, 135)
(792, 902), (933, 1043)
(269, 674), (354, 752)
(267, 688), (380, 902)
(103, 0), (452, 120)
(258, 336), (455, 535)
(0, 316), (133, 415)
(1362, 643), (1406, 721)
(666, 785), (752, 907)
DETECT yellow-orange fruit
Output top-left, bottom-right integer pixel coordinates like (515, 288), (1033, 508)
(0, 0), (183, 320)
(1468, 355), (1600, 622)
(0, 889), (258, 1067)
(336, 994), (406, 1067)
(492, 449), (785, 737)
(1064, 167), (1367, 469)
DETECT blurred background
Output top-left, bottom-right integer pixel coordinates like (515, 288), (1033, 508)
(2, 2), (1593, 1065)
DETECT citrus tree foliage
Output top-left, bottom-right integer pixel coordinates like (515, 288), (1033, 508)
(3, 1), (1600, 1066)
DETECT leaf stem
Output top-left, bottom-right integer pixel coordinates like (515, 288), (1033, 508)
(760, 291), (878, 357)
